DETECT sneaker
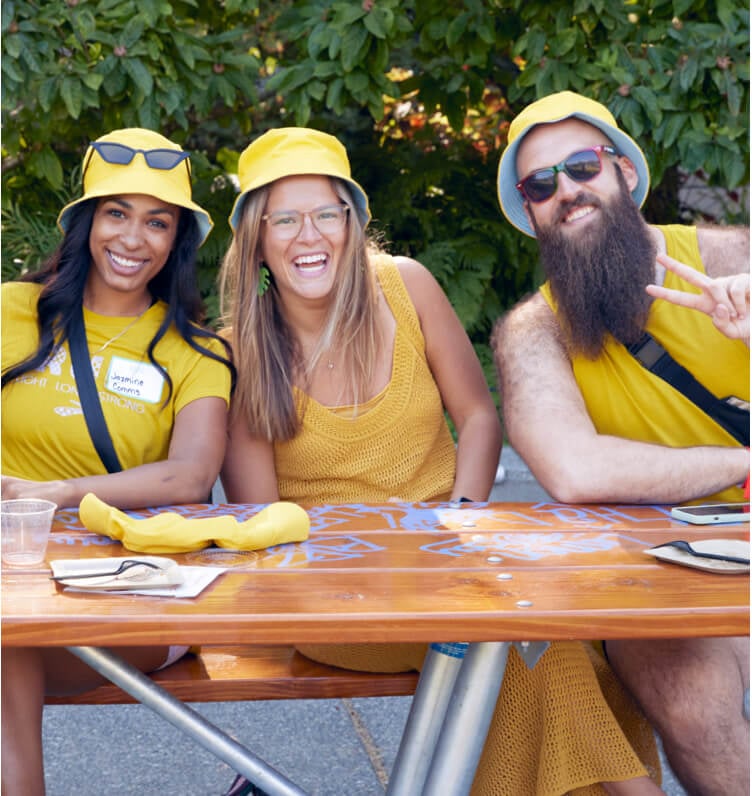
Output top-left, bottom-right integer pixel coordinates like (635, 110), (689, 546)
(221, 773), (269, 796)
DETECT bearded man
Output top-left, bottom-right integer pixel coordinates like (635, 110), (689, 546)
(493, 90), (749, 796)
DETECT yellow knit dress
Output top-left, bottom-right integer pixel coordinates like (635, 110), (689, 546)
(278, 257), (659, 795)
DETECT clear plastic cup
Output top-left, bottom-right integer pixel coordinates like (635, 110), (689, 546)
(1, 498), (57, 567)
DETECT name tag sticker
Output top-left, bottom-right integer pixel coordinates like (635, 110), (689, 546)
(105, 356), (165, 403)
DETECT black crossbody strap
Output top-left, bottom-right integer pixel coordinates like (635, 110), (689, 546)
(627, 332), (749, 447)
(68, 308), (123, 473)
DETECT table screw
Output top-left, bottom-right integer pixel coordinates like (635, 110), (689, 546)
(496, 573), (513, 580)
(462, 520), (476, 528)
(516, 600), (534, 608)
(487, 555), (502, 563)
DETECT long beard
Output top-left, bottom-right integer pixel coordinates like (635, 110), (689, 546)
(532, 175), (656, 359)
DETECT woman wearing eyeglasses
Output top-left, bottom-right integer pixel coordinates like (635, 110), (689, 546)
(218, 129), (661, 796)
(1, 128), (234, 795)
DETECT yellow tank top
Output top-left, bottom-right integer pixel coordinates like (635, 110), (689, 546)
(274, 255), (456, 504)
(541, 225), (748, 502)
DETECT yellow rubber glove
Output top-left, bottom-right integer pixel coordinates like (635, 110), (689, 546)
(213, 501), (310, 549)
(78, 493), (310, 554)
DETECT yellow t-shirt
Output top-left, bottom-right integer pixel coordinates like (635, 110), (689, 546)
(274, 255), (457, 504)
(541, 224), (748, 502)
(2, 282), (231, 480)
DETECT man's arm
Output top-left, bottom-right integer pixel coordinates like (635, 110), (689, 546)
(492, 293), (748, 504)
(648, 252), (749, 346)
(696, 225), (749, 278)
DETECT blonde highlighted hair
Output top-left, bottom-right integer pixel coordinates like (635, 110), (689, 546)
(219, 178), (381, 441)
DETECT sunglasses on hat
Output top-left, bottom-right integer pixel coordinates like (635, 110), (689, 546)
(83, 141), (191, 181)
(516, 145), (617, 204)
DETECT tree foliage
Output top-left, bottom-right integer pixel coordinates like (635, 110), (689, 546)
(2, 0), (748, 373)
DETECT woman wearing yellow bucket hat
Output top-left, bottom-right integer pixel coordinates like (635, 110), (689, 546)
(218, 129), (659, 796)
(1, 128), (234, 795)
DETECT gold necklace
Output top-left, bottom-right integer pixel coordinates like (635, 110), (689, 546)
(91, 306), (150, 356)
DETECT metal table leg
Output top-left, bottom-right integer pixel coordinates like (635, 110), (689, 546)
(422, 641), (511, 796)
(67, 646), (307, 796)
(387, 642), (468, 796)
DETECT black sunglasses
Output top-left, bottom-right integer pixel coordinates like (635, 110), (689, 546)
(83, 141), (191, 182)
(516, 145), (617, 204)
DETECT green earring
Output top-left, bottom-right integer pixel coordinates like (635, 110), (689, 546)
(257, 265), (271, 297)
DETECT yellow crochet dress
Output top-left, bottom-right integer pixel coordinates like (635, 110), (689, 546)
(282, 258), (659, 795)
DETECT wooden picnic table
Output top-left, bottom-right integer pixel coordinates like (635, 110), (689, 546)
(3, 501), (749, 795)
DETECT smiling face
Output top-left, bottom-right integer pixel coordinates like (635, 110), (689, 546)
(517, 119), (656, 357)
(260, 175), (348, 309)
(516, 118), (639, 238)
(86, 193), (179, 314)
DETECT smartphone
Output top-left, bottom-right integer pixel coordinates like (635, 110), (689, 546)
(670, 503), (750, 525)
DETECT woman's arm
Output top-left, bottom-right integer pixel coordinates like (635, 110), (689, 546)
(397, 257), (503, 501)
(220, 410), (280, 503)
(1, 396), (228, 509)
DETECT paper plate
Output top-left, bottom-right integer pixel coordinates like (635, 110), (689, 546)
(645, 539), (750, 574)
(50, 556), (184, 590)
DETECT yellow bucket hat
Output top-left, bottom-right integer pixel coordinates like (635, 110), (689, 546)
(57, 128), (214, 246)
(229, 127), (371, 231)
(497, 91), (650, 237)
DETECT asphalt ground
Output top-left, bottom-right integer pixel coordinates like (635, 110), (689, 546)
(42, 448), (688, 795)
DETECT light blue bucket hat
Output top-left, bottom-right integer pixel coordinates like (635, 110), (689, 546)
(497, 91), (650, 237)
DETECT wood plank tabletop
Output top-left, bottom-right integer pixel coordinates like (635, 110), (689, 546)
(3, 502), (748, 647)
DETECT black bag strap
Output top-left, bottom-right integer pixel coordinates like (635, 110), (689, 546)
(627, 332), (749, 447)
(68, 308), (123, 473)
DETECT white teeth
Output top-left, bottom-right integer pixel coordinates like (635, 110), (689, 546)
(294, 254), (327, 265)
(109, 251), (142, 268)
(565, 206), (594, 223)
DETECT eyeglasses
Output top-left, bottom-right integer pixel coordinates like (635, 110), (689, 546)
(82, 141), (191, 183)
(516, 145), (617, 204)
(261, 204), (350, 240)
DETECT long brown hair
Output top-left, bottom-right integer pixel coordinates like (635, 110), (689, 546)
(219, 177), (381, 441)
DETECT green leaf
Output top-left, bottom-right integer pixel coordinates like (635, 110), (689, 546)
(81, 72), (104, 91)
(721, 154), (746, 188)
(28, 147), (64, 191)
(326, 77), (345, 113)
(38, 77), (58, 112)
(308, 23), (332, 59)
(724, 70), (741, 116)
(444, 92), (466, 131)
(368, 38), (390, 74)
(673, 0), (694, 16)
(446, 13), (469, 48)
(1, 56), (23, 83)
(716, 0), (739, 31)
(619, 98), (644, 138)
(328, 31), (342, 60)
(306, 79), (326, 101)
(121, 17), (145, 49)
(331, 4), (368, 28)
(549, 28), (578, 56)
(137, 95), (159, 128)
(123, 58), (154, 95)
(678, 57), (698, 93)
(341, 24), (369, 71)
(266, 64), (311, 94)
(4, 33), (21, 58)
(658, 112), (688, 148)
(344, 69), (369, 93)
(60, 76), (83, 118)
(363, 6), (393, 39)
(313, 61), (339, 78)
(631, 86), (662, 127)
